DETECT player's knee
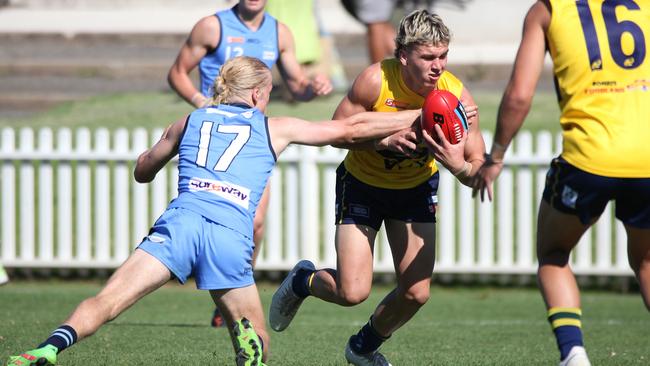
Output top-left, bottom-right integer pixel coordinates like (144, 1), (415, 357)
(401, 283), (431, 307)
(339, 287), (370, 306)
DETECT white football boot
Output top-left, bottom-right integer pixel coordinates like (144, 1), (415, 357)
(344, 339), (392, 366)
(559, 346), (591, 366)
(269, 260), (315, 331)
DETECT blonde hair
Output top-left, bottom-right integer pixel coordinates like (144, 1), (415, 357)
(209, 56), (271, 105)
(394, 9), (451, 58)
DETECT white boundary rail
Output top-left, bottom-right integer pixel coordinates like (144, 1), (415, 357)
(0, 127), (633, 276)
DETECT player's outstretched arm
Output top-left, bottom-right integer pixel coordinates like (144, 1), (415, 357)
(134, 117), (187, 183)
(331, 63), (420, 153)
(168, 16), (220, 108)
(472, 1), (549, 201)
(276, 22), (333, 101)
(268, 109), (420, 155)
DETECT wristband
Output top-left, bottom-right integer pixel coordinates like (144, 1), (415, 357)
(484, 153), (504, 165)
(452, 161), (472, 179)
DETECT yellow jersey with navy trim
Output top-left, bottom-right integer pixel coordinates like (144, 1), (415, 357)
(342, 58), (464, 189)
(548, 0), (650, 177)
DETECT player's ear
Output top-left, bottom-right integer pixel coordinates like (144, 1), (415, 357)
(398, 48), (408, 66)
(251, 87), (261, 106)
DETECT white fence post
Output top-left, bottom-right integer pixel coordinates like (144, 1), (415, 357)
(76, 128), (92, 262)
(94, 128), (111, 263)
(38, 128), (54, 262)
(114, 128), (131, 261)
(19, 128), (35, 262)
(57, 129), (73, 262)
(2, 128), (16, 262)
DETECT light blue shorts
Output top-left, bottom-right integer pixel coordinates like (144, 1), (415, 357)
(137, 207), (255, 290)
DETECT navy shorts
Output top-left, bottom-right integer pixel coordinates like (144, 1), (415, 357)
(137, 207), (255, 290)
(542, 157), (650, 228)
(334, 163), (439, 231)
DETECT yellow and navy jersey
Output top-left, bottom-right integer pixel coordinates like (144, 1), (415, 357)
(548, 0), (650, 177)
(343, 58), (464, 189)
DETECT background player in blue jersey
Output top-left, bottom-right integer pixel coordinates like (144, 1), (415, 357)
(168, 1), (333, 326)
(6, 56), (419, 366)
(168, 0), (332, 108)
(473, 1), (650, 365)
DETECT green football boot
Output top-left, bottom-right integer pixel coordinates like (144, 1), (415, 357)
(6, 345), (57, 366)
(232, 318), (266, 366)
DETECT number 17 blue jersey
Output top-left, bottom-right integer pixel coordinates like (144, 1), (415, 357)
(168, 103), (277, 238)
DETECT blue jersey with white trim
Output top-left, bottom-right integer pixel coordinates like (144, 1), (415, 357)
(199, 6), (279, 97)
(168, 103), (276, 238)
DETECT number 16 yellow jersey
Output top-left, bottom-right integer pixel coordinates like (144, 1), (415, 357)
(548, 0), (650, 177)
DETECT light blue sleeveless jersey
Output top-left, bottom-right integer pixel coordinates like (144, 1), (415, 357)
(199, 5), (279, 97)
(168, 103), (277, 238)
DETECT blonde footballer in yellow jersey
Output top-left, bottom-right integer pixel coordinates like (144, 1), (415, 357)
(474, 1), (650, 365)
(343, 58), (465, 189)
(270, 10), (486, 365)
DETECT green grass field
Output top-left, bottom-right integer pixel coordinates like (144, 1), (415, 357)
(0, 281), (647, 365)
(0, 91), (561, 134)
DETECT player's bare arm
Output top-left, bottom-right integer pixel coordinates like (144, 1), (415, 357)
(168, 16), (220, 108)
(268, 109), (420, 155)
(472, 1), (549, 201)
(134, 117), (187, 183)
(332, 63), (419, 153)
(276, 22), (333, 101)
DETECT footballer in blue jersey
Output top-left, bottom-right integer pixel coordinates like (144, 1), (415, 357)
(167, 0), (334, 328)
(6, 56), (419, 366)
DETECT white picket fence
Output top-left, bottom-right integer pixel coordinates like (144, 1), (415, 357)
(0, 127), (633, 276)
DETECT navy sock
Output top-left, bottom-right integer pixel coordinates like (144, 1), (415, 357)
(291, 268), (315, 298)
(38, 325), (78, 353)
(554, 326), (583, 360)
(349, 318), (389, 354)
(547, 307), (583, 360)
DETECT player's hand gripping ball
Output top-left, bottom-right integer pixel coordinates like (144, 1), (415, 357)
(421, 90), (469, 144)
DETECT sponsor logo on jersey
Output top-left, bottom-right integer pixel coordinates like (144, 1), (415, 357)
(189, 177), (251, 209)
(384, 99), (410, 109)
(227, 36), (245, 44)
(262, 51), (276, 60)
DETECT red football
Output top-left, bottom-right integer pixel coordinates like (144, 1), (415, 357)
(421, 89), (468, 144)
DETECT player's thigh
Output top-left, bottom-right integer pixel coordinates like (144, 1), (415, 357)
(624, 225), (650, 274)
(96, 249), (172, 310)
(335, 224), (377, 295)
(536, 201), (591, 261)
(384, 220), (436, 284)
(538, 157), (609, 259)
